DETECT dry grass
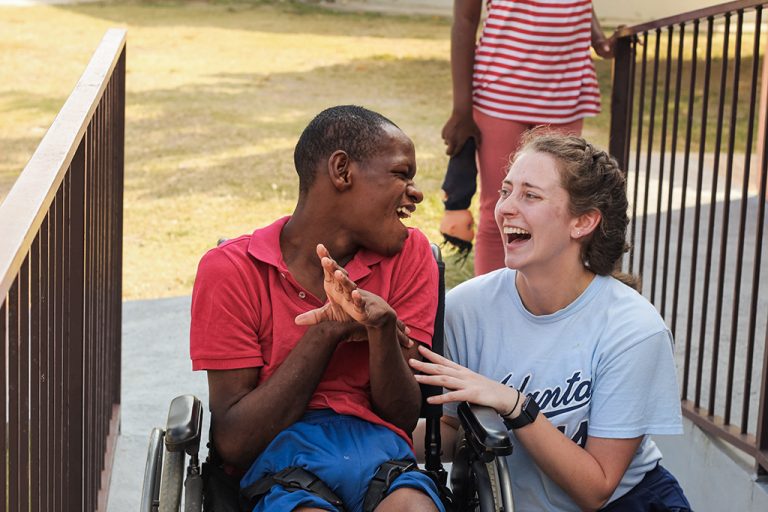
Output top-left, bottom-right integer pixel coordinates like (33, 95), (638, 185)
(0, 0), (612, 298)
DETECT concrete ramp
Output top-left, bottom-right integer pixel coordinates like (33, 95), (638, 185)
(108, 296), (210, 512)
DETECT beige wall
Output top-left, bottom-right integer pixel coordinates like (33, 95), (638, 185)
(593, 0), (724, 24)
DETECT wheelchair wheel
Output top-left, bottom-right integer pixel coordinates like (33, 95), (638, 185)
(141, 428), (165, 512)
(451, 429), (516, 512)
(159, 449), (184, 512)
(471, 459), (502, 512)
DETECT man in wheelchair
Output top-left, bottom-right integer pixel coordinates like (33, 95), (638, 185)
(189, 105), (446, 512)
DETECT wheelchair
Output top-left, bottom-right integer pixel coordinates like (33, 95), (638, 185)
(140, 245), (516, 512)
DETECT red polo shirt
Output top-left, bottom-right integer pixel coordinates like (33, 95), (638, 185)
(190, 216), (438, 442)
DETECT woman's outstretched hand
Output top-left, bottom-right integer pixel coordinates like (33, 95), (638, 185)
(409, 345), (518, 415)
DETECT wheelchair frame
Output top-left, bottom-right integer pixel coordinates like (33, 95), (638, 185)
(140, 245), (516, 512)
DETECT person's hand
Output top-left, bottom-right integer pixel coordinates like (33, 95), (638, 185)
(295, 244), (413, 347)
(409, 345), (517, 414)
(337, 321), (413, 348)
(334, 318), (413, 348)
(592, 30), (619, 59)
(441, 112), (481, 156)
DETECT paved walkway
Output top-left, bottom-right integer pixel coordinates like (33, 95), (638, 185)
(108, 297), (209, 512)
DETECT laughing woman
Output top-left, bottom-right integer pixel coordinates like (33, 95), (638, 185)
(411, 133), (691, 511)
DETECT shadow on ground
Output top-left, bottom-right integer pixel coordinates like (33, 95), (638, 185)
(56, 1), (450, 40)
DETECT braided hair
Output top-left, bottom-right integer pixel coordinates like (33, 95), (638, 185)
(516, 131), (638, 288)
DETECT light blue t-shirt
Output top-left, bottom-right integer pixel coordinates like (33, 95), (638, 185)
(444, 269), (683, 511)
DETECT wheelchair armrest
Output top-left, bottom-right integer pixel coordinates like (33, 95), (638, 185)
(457, 402), (513, 460)
(164, 394), (204, 456)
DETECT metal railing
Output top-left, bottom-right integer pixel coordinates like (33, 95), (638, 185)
(0, 29), (126, 511)
(609, 0), (768, 474)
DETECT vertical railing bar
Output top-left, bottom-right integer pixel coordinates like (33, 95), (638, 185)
(85, 115), (94, 511)
(62, 170), (71, 511)
(0, 298), (5, 512)
(88, 108), (94, 510)
(114, 47), (125, 408)
(99, 78), (107, 489)
(68, 134), (85, 512)
(662, 23), (685, 320)
(101, 92), (109, 483)
(678, 20), (699, 400)
(702, 13), (731, 416)
(39, 215), (50, 511)
(94, 102), (100, 505)
(691, 17), (716, 408)
(609, 34), (634, 171)
(100, 93), (106, 491)
(628, 39), (637, 172)
(106, 75), (114, 435)
(30, 234), (41, 512)
(97, 95), (104, 498)
(94, 101), (102, 505)
(82, 119), (89, 511)
(93, 99), (100, 502)
(98, 92), (106, 490)
(7, 275), (19, 512)
(90, 103), (97, 508)
(641, 29), (663, 288)
(100, 87), (109, 479)
(740, 5), (764, 435)
(119, 48), (125, 405)
(19, 258), (29, 512)
(653, 26), (674, 308)
(93, 111), (99, 500)
(630, 32), (649, 272)
(52, 188), (62, 512)
(719, 9), (744, 425)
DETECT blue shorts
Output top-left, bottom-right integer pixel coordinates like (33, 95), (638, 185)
(240, 410), (445, 512)
(600, 464), (691, 511)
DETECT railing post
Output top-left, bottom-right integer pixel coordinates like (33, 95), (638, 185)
(609, 35), (634, 172)
(67, 142), (86, 511)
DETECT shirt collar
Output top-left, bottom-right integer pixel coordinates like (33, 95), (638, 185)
(247, 216), (386, 280)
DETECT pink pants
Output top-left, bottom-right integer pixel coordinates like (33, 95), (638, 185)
(473, 109), (583, 276)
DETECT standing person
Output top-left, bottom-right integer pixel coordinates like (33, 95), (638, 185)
(442, 0), (616, 275)
(411, 133), (691, 511)
(190, 105), (445, 512)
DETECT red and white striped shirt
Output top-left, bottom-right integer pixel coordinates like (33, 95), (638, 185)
(473, 0), (601, 124)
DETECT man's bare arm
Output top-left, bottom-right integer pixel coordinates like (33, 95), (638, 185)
(207, 321), (350, 470)
(367, 316), (423, 434)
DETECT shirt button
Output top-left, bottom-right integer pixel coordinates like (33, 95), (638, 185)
(298, 291), (306, 299)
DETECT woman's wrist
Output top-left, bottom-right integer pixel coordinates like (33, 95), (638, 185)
(498, 388), (523, 419)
